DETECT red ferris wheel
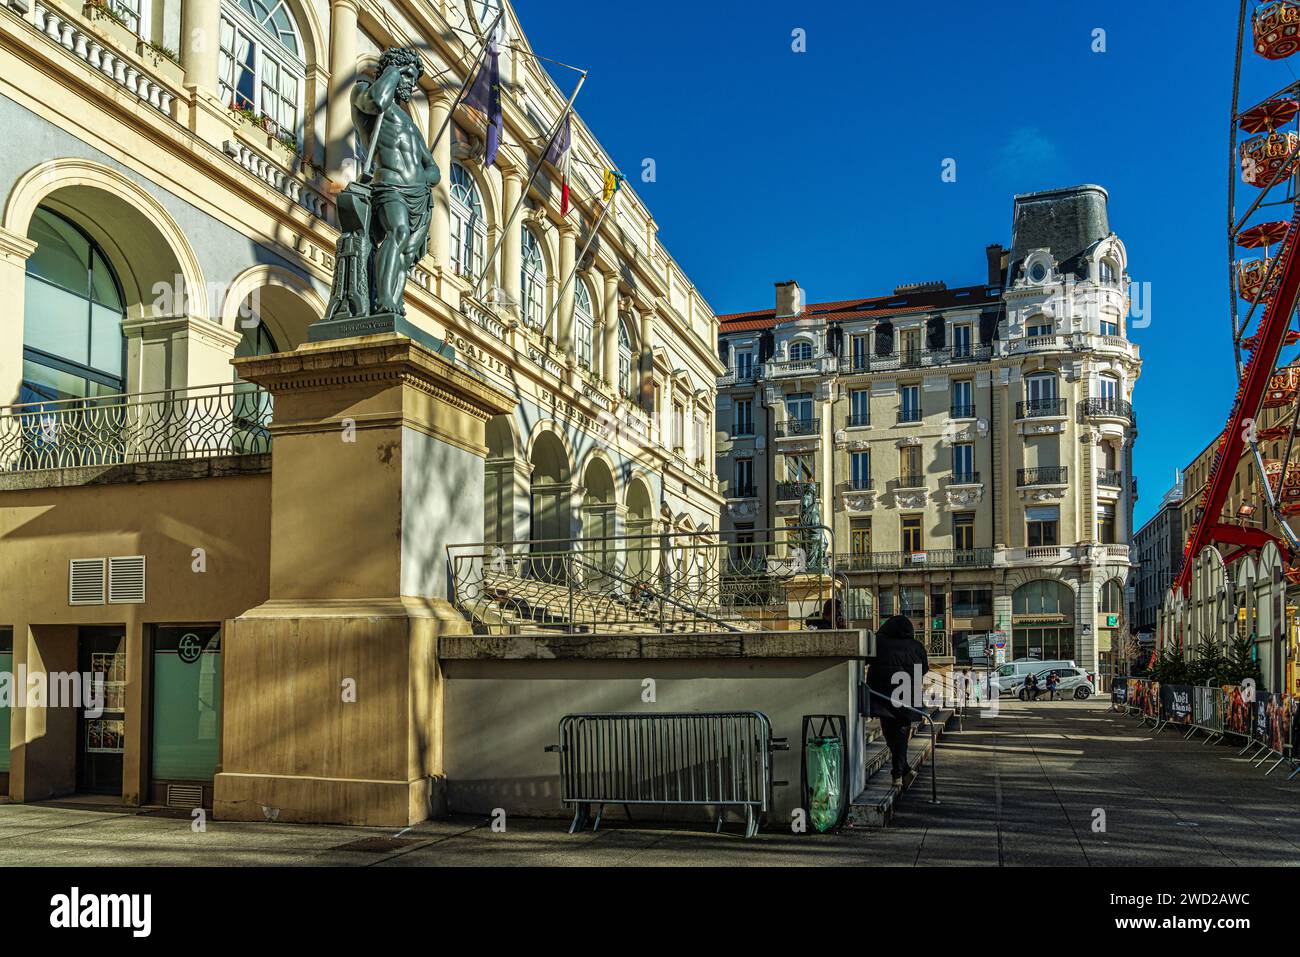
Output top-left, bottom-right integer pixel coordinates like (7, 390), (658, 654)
(1175, 1), (1300, 594)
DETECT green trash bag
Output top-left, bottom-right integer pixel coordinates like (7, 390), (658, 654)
(806, 736), (843, 832)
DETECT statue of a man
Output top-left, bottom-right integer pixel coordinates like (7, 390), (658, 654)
(354, 47), (440, 314)
(325, 47), (441, 322)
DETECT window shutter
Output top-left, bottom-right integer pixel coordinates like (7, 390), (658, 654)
(69, 559), (106, 606)
(108, 556), (146, 604)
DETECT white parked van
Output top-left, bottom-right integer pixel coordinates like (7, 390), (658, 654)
(991, 659), (1079, 695)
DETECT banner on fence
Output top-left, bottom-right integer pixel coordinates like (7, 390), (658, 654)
(1224, 685), (1252, 737)
(1252, 692), (1294, 755)
(1112, 682), (1128, 705)
(1161, 684), (1193, 725)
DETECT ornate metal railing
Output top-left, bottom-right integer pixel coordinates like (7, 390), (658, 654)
(1016, 398), (1067, 418)
(775, 480), (819, 501)
(447, 526), (844, 637)
(0, 383), (272, 473)
(1080, 396), (1135, 423)
(1017, 466), (1069, 486)
(774, 416), (819, 437)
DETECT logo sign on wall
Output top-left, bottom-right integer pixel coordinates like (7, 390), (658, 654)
(177, 633), (203, 664)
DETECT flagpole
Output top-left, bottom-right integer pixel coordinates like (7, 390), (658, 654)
(427, 8), (504, 157)
(539, 186), (617, 342)
(472, 72), (587, 301)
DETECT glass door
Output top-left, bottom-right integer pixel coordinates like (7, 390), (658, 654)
(77, 627), (126, 794)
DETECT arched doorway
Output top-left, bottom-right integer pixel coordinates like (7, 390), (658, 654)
(1011, 579), (1075, 661)
(581, 457), (617, 576)
(625, 476), (655, 579)
(1097, 578), (1124, 692)
(529, 428), (571, 545)
(484, 415), (518, 544)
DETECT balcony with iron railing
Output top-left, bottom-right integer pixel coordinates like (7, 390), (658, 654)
(898, 472), (926, 488)
(949, 471), (981, 485)
(836, 548), (994, 572)
(729, 484), (758, 499)
(840, 477), (875, 492)
(718, 366), (758, 387)
(1016, 398), (1067, 419)
(897, 407), (922, 424)
(839, 344), (993, 374)
(950, 403), (976, 419)
(1017, 466), (1069, 486)
(775, 480), (819, 501)
(0, 383), (273, 475)
(845, 411), (871, 428)
(729, 421), (756, 438)
(1080, 396), (1135, 424)
(774, 416), (819, 438)
(1097, 468), (1123, 488)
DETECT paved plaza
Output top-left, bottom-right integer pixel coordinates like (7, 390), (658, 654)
(0, 698), (1295, 867)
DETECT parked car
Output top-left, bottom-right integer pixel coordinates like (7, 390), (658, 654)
(991, 659), (1079, 696)
(1017, 667), (1095, 700)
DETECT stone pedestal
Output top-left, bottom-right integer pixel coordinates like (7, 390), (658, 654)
(213, 334), (514, 825)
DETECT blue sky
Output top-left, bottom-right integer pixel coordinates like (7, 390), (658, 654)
(515, 0), (1265, 527)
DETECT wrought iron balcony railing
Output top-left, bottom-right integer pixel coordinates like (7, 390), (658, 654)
(775, 417), (819, 437)
(838, 344), (992, 374)
(841, 477), (874, 492)
(1018, 466), (1069, 486)
(950, 471), (981, 485)
(729, 484), (758, 499)
(836, 548), (994, 571)
(1080, 396), (1135, 423)
(447, 526), (842, 636)
(1016, 398), (1067, 419)
(775, 480), (819, 501)
(730, 422), (756, 437)
(898, 408), (922, 424)
(950, 403), (975, 419)
(0, 383), (272, 473)
(845, 412), (871, 427)
(1097, 468), (1123, 487)
(898, 472), (926, 488)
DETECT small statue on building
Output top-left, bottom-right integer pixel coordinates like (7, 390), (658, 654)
(797, 483), (826, 572)
(322, 46), (441, 326)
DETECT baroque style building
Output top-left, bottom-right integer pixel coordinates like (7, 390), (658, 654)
(0, 0), (723, 808)
(716, 185), (1141, 688)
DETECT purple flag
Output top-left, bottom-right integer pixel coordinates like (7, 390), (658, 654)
(464, 38), (502, 166)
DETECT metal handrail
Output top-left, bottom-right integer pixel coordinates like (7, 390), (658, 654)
(865, 685), (939, 805)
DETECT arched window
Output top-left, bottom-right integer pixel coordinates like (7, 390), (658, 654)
(1099, 580), (1123, 614)
(1011, 579), (1076, 660)
(21, 206), (126, 403)
(450, 163), (486, 279)
(520, 226), (546, 329)
(618, 317), (634, 398)
(575, 279), (595, 369)
(1099, 259), (1117, 284)
(233, 320), (278, 452)
(219, 1), (306, 144)
(790, 340), (813, 362)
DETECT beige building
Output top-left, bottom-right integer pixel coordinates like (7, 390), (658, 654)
(716, 185), (1141, 689)
(0, 0), (731, 814)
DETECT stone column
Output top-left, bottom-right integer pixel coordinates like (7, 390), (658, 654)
(602, 269), (619, 387)
(555, 223), (577, 351)
(122, 315), (243, 395)
(500, 166), (523, 311)
(427, 91), (454, 272)
(215, 333), (515, 826)
(179, 0), (228, 142)
(0, 227), (37, 408)
(325, 0), (360, 186)
(639, 304), (656, 412)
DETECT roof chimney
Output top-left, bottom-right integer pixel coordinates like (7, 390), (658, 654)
(986, 244), (1007, 286)
(775, 280), (804, 320)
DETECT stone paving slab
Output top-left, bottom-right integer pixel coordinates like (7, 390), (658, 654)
(0, 698), (1296, 866)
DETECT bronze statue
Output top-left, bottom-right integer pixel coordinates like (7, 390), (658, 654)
(322, 47), (441, 325)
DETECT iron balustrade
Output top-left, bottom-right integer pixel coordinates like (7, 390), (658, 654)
(845, 412), (871, 427)
(775, 417), (819, 437)
(836, 548), (993, 571)
(841, 477), (874, 492)
(776, 479), (819, 501)
(1097, 468), (1123, 487)
(730, 484), (758, 499)
(1080, 396), (1135, 423)
(838, 344), (992, 374)
(1018, 466), (1069, 486)
(898, 408), (922, 424)
(1016, 397), (1067, 418)
(950, 471), (981, 485)
(0, 383), (272, 472)
(730, 422), (756, 437)
(446, 526), (843, 638)
(898, 472), (926, 488)
(950, 404), (975, 419)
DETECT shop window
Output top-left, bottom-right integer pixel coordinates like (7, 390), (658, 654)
(151, 626), (223, 782)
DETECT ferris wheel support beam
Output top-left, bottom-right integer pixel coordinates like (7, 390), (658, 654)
(1175, 199), (1300, 596)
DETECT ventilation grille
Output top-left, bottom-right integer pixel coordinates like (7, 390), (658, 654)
(107, 556), (146, 604)
(166, 785), (204, 809)
(69, 559), (106, 606)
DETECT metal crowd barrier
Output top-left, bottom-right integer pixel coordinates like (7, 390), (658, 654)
(545, 712), (789, 838)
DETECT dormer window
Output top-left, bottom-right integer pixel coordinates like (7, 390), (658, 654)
(1099, 260), (1117, 284)
(1029, 262), (1048, 283)
(789, 341), (814, 362)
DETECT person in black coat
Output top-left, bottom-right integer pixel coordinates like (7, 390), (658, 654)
(866, 615), (930, 788)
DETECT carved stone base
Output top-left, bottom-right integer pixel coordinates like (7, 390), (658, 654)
(309, 311), (453, 358)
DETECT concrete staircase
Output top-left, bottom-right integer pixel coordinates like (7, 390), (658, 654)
(846, 706), (959, 827)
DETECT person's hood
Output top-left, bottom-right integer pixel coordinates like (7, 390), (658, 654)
(876, 614), (915, 644)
